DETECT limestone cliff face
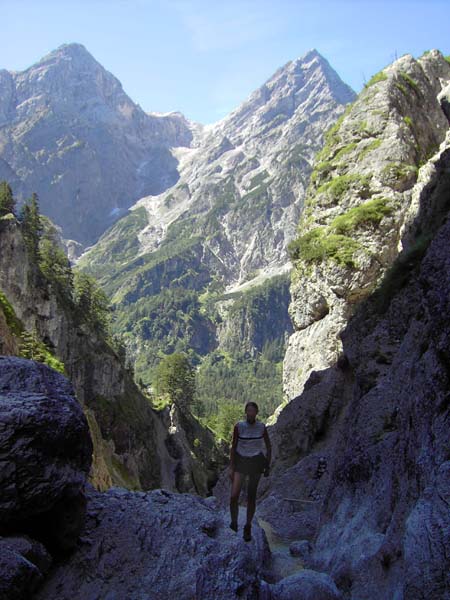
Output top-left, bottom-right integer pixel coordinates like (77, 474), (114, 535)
(253, 146), (450, 598)
(0, 43), (193, 246)
(0, 216), (224, 495)
(283, 50), (450, 401)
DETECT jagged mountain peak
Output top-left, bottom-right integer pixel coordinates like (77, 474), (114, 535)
(270, 48), (324, 78)
(45, 42), (93, 59)
(12, 41), (124, 105)
(30, 42), (102, 70)
(214, 49), (355, 139)
(14, 41), (108, 84)
(261, 47), (350, 95)
(267, 47), (354, 103)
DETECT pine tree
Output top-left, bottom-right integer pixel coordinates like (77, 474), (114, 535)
(73, 270), (111, 333)
(20, 192), (43, 259)
(19, 329), (47, 362)
(0, 181), (16, 216)
(153, 352), (195, 411)
(39, 238), (74, 295)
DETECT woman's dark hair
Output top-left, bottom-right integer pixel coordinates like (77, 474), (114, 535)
(245, 401), (259, 412)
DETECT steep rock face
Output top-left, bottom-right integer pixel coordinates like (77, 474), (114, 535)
(283, 50), (450, 401)
(214, 51), (450, 600)
(212, 50), (450, 600)
(0, 216), (224, 495)
(261, 186), (450, 599)
(215, 136), (450, 600)
(0, 43), (193, 245)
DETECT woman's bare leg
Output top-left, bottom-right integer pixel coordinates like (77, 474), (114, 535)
(230, 471), (243, 524)
(246, 472), (262, 526)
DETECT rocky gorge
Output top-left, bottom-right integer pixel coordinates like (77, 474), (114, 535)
(1, 46), (450, 599)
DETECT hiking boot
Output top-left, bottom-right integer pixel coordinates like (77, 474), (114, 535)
(243, 523), (252, 542)
(229, 521), (238, 532)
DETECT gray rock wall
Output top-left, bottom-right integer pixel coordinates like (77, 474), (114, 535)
(283, 50), (450, 401)
(250, 51), (450, 600)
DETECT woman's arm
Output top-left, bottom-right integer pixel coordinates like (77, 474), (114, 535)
(263, 425), (272, 466)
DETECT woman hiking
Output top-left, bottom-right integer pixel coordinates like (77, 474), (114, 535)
(229, 401), (272, 542)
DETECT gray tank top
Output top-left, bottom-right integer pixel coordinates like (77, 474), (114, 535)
(236, 420), (266, 457)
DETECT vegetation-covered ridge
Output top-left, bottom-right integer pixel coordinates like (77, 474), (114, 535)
(0, 180), (114, 356)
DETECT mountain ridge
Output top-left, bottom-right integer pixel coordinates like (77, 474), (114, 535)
(0, 42), (193, 246)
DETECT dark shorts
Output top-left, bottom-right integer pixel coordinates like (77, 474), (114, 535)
(234, 451), (267, 476)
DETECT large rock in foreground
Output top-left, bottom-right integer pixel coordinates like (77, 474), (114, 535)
(0, 356), (92, 540)
(34, 485), (272, 600)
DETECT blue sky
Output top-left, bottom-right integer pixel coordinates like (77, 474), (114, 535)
(1, 0), (448, 124)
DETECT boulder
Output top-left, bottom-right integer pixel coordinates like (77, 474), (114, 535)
(0, 535), (52, 600)
(0, 356), (92, 548)
(270, 569), (342, 600)
(0, 542), (42, 600)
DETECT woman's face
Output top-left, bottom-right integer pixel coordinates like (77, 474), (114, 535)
(245, 405), (258, 422)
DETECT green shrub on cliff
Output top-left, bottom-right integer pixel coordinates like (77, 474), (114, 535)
(358, 138), (382, 161)
(0, 291), (22, 336)
(316, 174), (371, 202)
(365, 70), (388, 88)
(0, 181), (16, 217)
(288, 227), (360, 267)
(19, 329), (65, 374)
(399, 71), (420, 92)
(330, 197), (392, 234)
(288, 197), (393, 268)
